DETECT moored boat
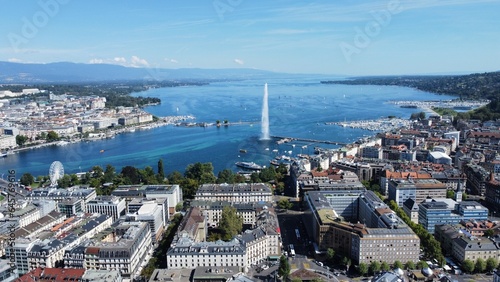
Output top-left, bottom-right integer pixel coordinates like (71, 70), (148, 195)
(235, 161), (263, 170)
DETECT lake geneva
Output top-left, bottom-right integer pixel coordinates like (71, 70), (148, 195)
(0, 76), (455, 177)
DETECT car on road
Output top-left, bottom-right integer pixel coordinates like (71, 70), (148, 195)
(262, 265), (269, 270)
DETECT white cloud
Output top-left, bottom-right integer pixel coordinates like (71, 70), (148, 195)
(114, 57), (127, 63)
(7, 58), (22, 63)
(234, 58), (244, 65)
(89, 58), (104, 64)
(165, 58), (178, 63)
(130, 55), (149, 67)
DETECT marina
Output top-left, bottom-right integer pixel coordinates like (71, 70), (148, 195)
(325, 117), (414, 132)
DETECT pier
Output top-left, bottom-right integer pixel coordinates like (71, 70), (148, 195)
(271, 136), (348, 146)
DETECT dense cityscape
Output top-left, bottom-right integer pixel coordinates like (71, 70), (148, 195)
(1, 1), (500, 281)
(0, 79), (499, 282)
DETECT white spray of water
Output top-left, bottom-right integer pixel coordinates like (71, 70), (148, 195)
(261, 83), (270, 140)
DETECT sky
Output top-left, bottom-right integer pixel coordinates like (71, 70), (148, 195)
(1, 0), (499, 75)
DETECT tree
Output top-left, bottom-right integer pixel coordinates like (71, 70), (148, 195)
(462, 259), (474, 274)
(16, 135), (28, 146)
(277, 198), (293, 210)
(381, 261), (390, 272)
(140, 166), (158, 184)
(326, 248), (335, 263)
(486, 257), (497, 272)
(341, 256), (351, 271)
(393, 260), (403, 270)
(278, 255), (290, 281)
(91, 165), (104, 179)
(446, 189), (455, 199)
(20, 173), (35, 186)
(46, 130), (59, 142)
(218, 206), (243, 241)
(259, 166), (277, 182)
(250, 172), (261, 183)
(475, 258), (486, 273)
(157, 159), (165, 179)
(185, 162), (216, 184)
(175, 202), (183, 212)
(57, 174), (72, 188)
(369, 261), (381, 275)
(317, 163), (323, 172)
(416, 261), (428, 270)
(70, 174), (80, 186)
(103, 164), (115, 183)
(358, 262), (368, 276)
(462, 192), (468, 201)
(484, 229), (495, 237)
(167, 171), (184, 184)
(405, 261), (415, 270)
(121, 165), (140, 184)
(217, 169), (237, 184)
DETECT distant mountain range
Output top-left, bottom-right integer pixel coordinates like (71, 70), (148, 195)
(0, 61), (295, 83)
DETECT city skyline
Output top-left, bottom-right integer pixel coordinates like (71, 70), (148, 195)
(1, 0), (500, 76)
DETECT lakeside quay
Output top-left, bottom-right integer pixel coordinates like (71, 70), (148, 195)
(9, 115), (195, 154)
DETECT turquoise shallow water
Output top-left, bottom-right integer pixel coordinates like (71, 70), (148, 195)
(0, 76), (455, 177)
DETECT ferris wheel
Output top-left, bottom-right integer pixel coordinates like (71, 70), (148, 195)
(49, 161), (64, 186)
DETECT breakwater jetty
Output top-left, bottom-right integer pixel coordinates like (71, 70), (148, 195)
(271, 136), (348, 146)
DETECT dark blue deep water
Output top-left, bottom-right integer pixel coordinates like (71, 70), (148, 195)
(0, 76), (455, 177)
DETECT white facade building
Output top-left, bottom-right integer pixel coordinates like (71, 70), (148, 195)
(85, 221), (152, 280)
(86, 196), (126, 221)
(0, 135), (16, 150)
(136, 202), (164, 243)
(195, 183), (273, 203)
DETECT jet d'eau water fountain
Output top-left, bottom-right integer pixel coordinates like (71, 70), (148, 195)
(261, 83), (270, 140)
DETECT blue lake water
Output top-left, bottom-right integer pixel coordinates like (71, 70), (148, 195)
(0, 76), (455, 177)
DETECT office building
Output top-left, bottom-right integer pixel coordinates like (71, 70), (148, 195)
(387, 178), (447, 207)
(86, 196), (126, 221)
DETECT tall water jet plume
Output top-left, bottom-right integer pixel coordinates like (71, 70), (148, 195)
(261, 83), (270, 140)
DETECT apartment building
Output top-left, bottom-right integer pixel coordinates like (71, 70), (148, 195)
(190, 200), (256, 227)
(452, 236), (500, 263)
(28, 187), (97, 211)
(195, 183), (273, 203)
(85, 221), (152, 280)
(6, 238), (40, 276)
(12, 203), (41, 228)
(166, 237), (246, 271)
(14, 210), (65, 239)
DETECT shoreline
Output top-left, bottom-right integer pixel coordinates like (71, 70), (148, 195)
(10, 115), (196, 154)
